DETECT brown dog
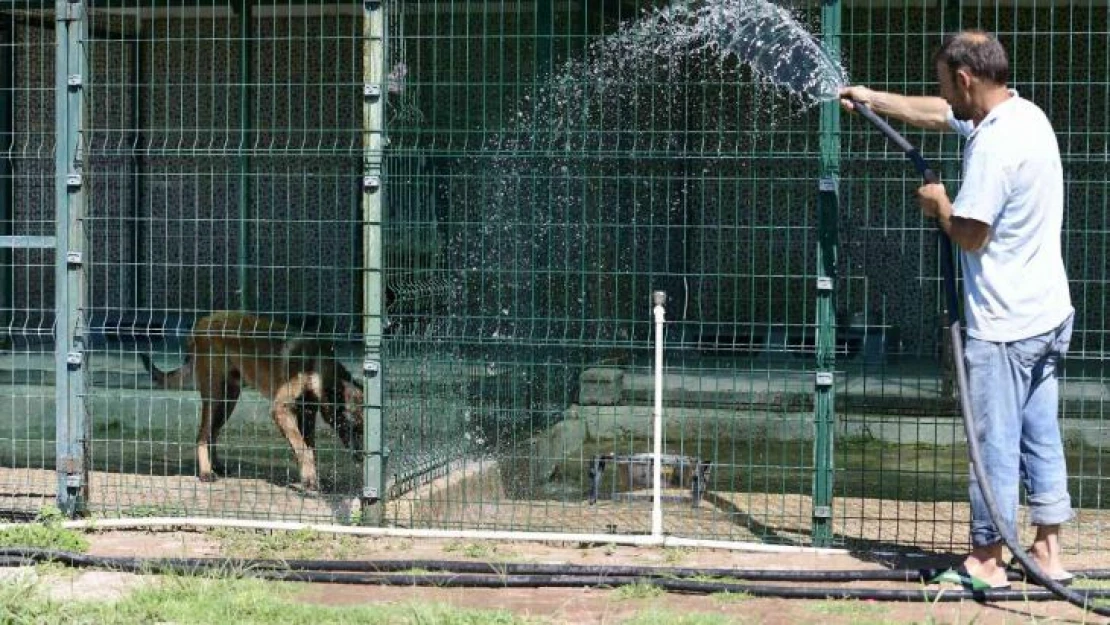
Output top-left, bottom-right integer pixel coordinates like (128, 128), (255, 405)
(140, 311), (364, 490)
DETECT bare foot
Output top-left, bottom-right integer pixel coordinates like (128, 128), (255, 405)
(1023, 525), (1072, 580)
(962, 554), (1009, 588)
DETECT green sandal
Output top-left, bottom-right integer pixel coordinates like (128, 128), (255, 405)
(928, 565), (1011, 591)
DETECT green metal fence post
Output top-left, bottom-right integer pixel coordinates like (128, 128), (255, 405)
(55, 0), (89, 517)
(0, 12), (12, 341)
(235, 0), (253, 312)
(360, 0), (387, 520)
(813, 0), (842, 547)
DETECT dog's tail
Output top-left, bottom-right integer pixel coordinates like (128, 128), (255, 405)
(139, 352), (193, 390)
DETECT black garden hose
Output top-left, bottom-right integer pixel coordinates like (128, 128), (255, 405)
(7, 548), (1110, 583)
(4, 548), (1110, 603)
(851, 101), (1108, 617)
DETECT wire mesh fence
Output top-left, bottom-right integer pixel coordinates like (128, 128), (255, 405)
(0, 0), (1107, 554)
(1, 12), (56, 520)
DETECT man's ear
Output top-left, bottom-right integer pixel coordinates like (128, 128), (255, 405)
(956, 67), (974, 91)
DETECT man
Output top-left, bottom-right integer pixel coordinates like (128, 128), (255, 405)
(840, 30), (1075, 590)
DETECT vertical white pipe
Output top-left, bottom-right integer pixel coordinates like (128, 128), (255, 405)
(651, 291), (667, 538)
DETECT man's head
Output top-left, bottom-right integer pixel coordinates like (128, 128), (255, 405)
(933, 30), (1010, 121)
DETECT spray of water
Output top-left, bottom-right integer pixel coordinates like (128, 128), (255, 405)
(624, 0), (850, 104)
(443, 0), (856, 342)
(442, 0), (852, 336)
(424, 0), (854, 473)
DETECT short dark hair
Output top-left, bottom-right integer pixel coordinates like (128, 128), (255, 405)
(933, 30), (1009, 85)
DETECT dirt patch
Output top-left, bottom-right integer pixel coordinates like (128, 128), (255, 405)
(87, 530), (223, 559)
(0, 567), (149, 603)
(45, 570), (151, 602)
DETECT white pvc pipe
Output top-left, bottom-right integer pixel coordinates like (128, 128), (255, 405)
(0, 517), (849, 555)
(651, 291), (666, 539)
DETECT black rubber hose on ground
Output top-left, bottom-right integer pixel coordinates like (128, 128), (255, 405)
(851, 101), (1108, 617)
(4, 548), (1110, 584)
(3, 548), (1110, 604)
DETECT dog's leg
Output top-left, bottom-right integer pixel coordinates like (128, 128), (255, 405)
(208, 374), (241, 476)
(195, 360), (231, 483)
(271, 378), (318, 490)
(296, 399), (317, 451)
(197, 397), (218, 482)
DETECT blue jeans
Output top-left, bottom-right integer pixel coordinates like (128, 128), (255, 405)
(965, 313), (1074, 548)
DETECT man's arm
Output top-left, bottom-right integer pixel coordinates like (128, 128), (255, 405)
(918, 183), (991, 252)
(940, 216), (991, 252)
(840, 86), (952, 132)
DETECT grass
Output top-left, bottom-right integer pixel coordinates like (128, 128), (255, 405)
(614, 582), (665, 600)
(0, 559), (749, 625)
(0, 530), (1094, 625)
(662, 546), (693, 564)
(443, 539), (494, 558)
(0, 573), (540, 625)
(710, 591), (754, 604)
(1070, 578), (1110, 609)
(208, 527), (362, 560)
(620, 610), (745, 625)
(0, 506), (89, 553)
(805, 599), (893, 622)
(118, 503), (191, 518)
(442, 540), (520, 560)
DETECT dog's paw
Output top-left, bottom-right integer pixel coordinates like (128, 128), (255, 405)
(199, 472), (218, 483)
(295, 470), (320, 492)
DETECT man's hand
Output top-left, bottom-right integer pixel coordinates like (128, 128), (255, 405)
(917, 182), (952, 220)
(917, 183), (990, 252)
(839, 86), (874, 113)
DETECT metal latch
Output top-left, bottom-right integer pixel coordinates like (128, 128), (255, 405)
(66, 251), (82, 266)
(813, 505), (832, 519)
(818, 177), (838, 193)
(361, 175), (381, 193)
(66, 173), (82, 189)
(815, 371), (833, 387)
(363, 84), (382, 100)
(362, 358), (380, 378)
(816, 277), (833, 291)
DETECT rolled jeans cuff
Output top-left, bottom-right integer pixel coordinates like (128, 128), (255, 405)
(1027, 491), (1073, 526)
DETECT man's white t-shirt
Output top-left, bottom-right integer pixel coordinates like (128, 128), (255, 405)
(946, 90), (1073, 342)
